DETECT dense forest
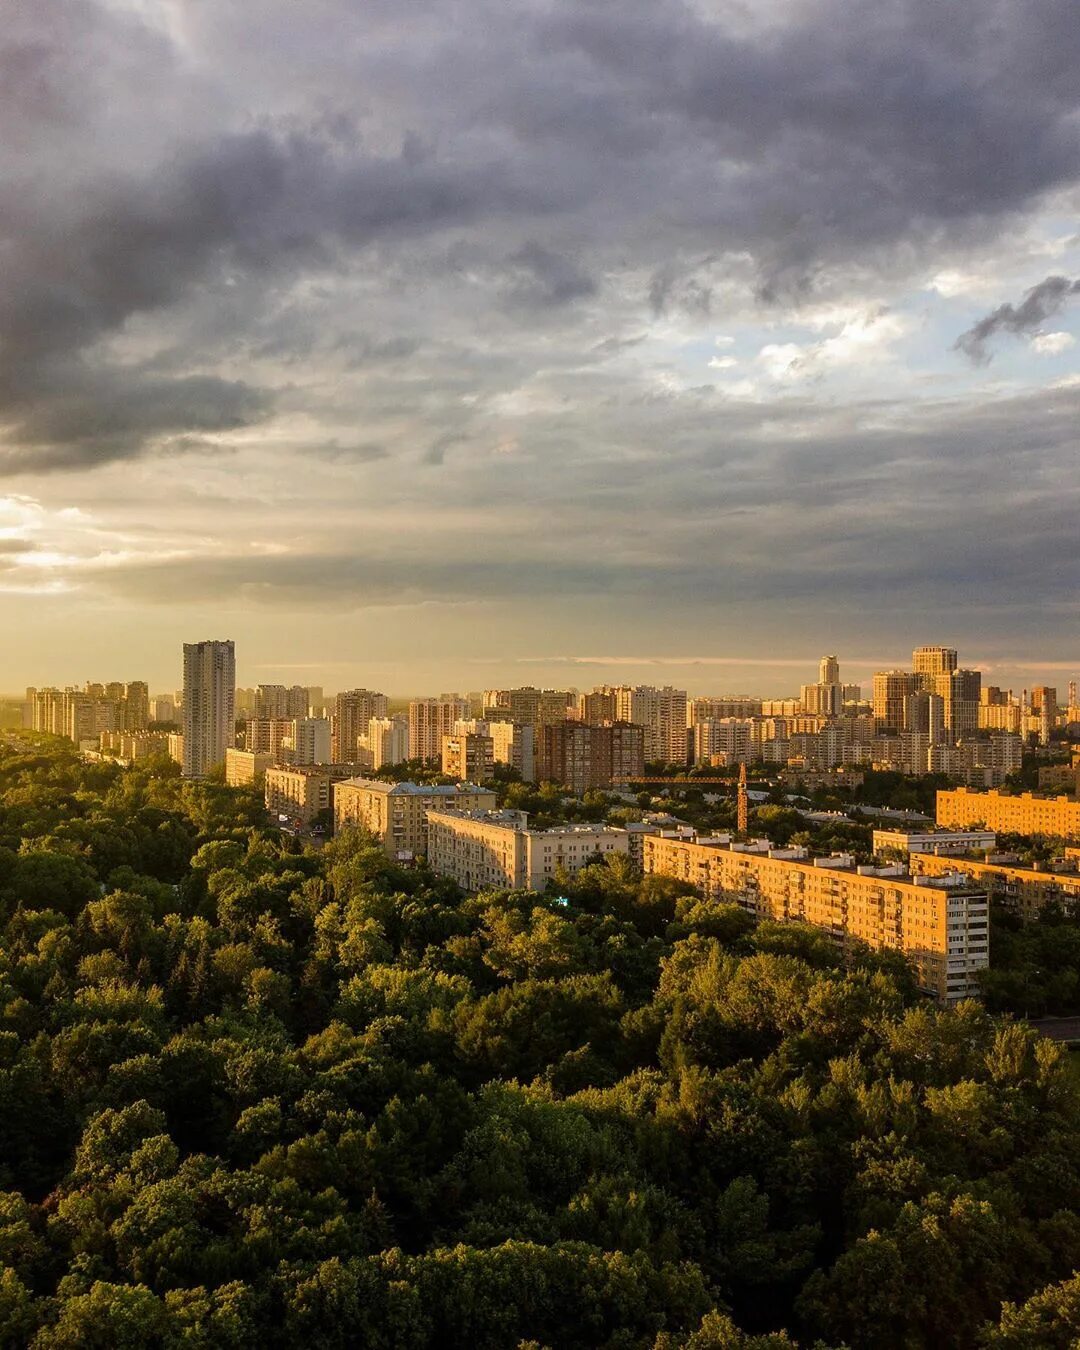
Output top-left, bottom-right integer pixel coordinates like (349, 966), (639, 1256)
(2, 739), (1080, 1347)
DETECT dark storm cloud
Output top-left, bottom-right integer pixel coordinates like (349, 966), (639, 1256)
(954, 275), (1080, 362)
(2, 0), (1080, 470)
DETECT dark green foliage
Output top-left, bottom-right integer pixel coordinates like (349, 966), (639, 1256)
(0, 738), (1077, 1348)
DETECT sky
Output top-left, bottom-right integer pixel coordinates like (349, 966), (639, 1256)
(1, 0), (1078, 697)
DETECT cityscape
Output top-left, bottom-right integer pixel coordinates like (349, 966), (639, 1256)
(5, 0), (1080, 1343)
(16, 637), (1080, 1008)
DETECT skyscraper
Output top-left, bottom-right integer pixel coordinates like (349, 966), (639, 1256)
(819, 655), (840, 685)
(182, 639), (235, 779)
(912, 646), (958, 684)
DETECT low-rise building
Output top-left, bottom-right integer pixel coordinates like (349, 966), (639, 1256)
(99, 731), (170, 763)
(937, 789), (1080, 840)
(225, 748), (272, 787)
(333, 779), (497, 859)
(643, 829), (988, 1002)
(426, 808), (630, 891)
(873, 826), (997, 856)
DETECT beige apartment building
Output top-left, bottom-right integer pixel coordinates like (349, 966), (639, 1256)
(334, 689), (389, 761)
(442, 731), (496, 782)
(266, 765), (355, 828)
(642, 830), (989, 1002)
(872, 827), (997, 856)
(426, 808), (630, 892)
(225, 748), (272, 787)
(409, 696), (470, 763)
(937, 789), (1080, 840)
(909, 850), (1080, 922)
(99, 731), (169, 763)
(333, 778), (497, 859)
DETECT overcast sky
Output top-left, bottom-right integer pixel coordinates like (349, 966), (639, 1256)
(2, 0), (1078, 696)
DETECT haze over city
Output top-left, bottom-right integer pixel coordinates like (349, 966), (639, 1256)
(2, 0), (1079, 691)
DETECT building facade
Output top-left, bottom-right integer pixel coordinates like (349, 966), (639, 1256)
(937, 789), (1080, 840)
(333, 778), (497, 859)
(182, 639), (235, 779)
(426, 808), (630, 891)
(643, 830), (989, 1002)
(537, 720), (645, 793)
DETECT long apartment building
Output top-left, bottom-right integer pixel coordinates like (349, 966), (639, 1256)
(909, 850), (1080, 923)
(642, 830), (989, 1002)
(937, 788), (1080, 840)
(427, 808), (630, 892)
(333, 778), (496, 859)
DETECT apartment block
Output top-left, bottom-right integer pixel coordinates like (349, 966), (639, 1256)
(643, 830), (989, 1002)
(937, 789), (1080, 840)
(873, 827), (997, 856)
(245, 718), (295, 760)
(615, 686), (688, 764)
(409, 696), (470, 763)
(537, 720), (645, 793)
(182, 640), (235, 779)
(364, 716), (410, 770)
(909, 850), (1080, 922)
(333, 778), (497, 859)
(266, 765), (354, 828)
(99, 731), (170, 763)
(225, 748), (272, 787)
(426, 808), (630, 892)
(442, 731), (495, 782)
(334, 689), (389, 761)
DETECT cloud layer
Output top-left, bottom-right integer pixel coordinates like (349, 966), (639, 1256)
(1, 0), (1078, 687)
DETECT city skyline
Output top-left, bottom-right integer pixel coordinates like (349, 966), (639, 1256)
(8, 644), (1079, 702)
(1, 1), (1078, 685)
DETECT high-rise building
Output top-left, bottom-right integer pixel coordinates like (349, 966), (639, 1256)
(333, 689), (389, 761)
(913, 647), (958, 684)
(288, 718), (332, 765)
(182, 640), (235, 779)
(364, 716), (410, 770)
(872, 670), (917, 731)
(246, 718), (294, 760)
(409, 695), (469, 763)
(537, 720), (645, 794)
(614, 686), (688, 764)
(819, 655), (840, 685)
(442, 731), (495, 782)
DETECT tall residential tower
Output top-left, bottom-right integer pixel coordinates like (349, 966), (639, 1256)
(182, 640), (236, 779)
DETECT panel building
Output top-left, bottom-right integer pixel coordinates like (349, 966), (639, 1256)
(333, 689), (389, 762)
(182, 639), (235, 779)
(643, 830), (988, 1002)
(537, 720), (645, 794)
(409, 696), (470, 763)
(937, 789), (1080, 840)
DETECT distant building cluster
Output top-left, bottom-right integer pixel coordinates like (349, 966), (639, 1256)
(21, 635), (1080, 1007)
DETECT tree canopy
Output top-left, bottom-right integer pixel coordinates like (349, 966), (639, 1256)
(0, 737), (1076, 1347)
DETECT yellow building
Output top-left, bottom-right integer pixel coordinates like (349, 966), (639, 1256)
(909, 851), (1080, 922)
(643, 831), (988, 1002)
(265, 765), (354, 828)
(442, 732), (495, 783)
(225, 748), (272, 787)
(937, 788), (1080, 839)
(426, 808), (630, 892)
(333, 778), (497, 859)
